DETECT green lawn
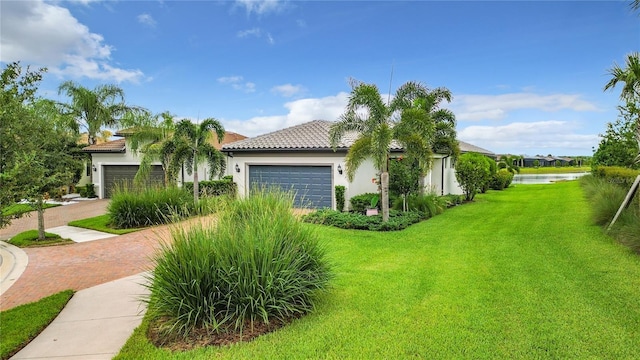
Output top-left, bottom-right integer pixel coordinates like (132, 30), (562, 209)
(518, 166), (590, 174)
(116, 181), (640, 359)
(67, 214), (145, 235)
(0, 290), (74, 359)
(8, 230), (73, 247)
(1, 203), (59, 217)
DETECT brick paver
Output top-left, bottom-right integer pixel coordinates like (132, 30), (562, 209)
(0, 199), (177, 311)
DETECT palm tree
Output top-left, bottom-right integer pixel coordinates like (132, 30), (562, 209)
(57, 81), (138, 145)
(604, 52), (640, 165)
(164, 118), (226, 202)
(124, 110), (176, 186)
(330, 79), (428, 222)
(396, 87), (458, 192)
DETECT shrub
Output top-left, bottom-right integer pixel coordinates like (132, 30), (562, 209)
(303, 209), (426, 231)
(350, 193), (380, 213)
(146, 189), (332, 340)
(591, 166), (640, 187)
(455, 152), (491, 201)
(441, 194), (465, 207)
(580, 175), (629, 226)
(78, 183), (96, 198)
(108, 184), (193, 228)
(393, 193), (446, 218)
(335, 185), (346, 212)
(490, 169), (514, 190)
(183, 180), (237, 197)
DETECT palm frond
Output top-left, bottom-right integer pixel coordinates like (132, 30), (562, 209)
(344, 137), (372, 182)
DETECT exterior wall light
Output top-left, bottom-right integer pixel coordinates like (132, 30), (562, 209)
(235, 164), (240, 173)
(337, 164), (343, 175)
(92, 164), (97, 172)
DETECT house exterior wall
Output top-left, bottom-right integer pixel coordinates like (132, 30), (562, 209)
(229, 151), (462, 210)
(88, 138), (234, 198)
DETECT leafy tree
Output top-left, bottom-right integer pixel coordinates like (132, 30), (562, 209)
(592, 103), (640, 169)
(164, 119), (226, 202)
(330, 79), (428, 222)
(57, 81), (140, 145)
(0, 62), (45, 228)
(455, 152), (491, 201)
(388, 157), (420, 211)
(122, 110), (177, 186)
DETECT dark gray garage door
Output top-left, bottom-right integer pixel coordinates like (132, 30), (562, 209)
(248, 165), (332, 209)
(103, 165), (164, 198)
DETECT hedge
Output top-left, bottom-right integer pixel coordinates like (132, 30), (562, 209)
(183, 180), (237, 197)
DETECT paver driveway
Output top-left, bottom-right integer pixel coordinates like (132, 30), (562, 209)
(0, 200), (172, 311)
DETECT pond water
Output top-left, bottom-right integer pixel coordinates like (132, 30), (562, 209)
(512, 172), (589, 184)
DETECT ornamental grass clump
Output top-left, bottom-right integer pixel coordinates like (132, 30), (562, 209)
(108, 183), (193, 228)
(145, 188), (332, 342)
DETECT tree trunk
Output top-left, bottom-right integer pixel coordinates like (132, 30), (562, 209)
(381, 172), (389, 222)
(37, 199), (45, 241)
(193, 151), (199, 203)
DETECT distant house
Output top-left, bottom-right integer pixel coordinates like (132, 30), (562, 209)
(82, 131), (247, 198)
(222, 120), (494, 210)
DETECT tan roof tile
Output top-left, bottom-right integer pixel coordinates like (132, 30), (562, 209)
(82, 139), (126, 153)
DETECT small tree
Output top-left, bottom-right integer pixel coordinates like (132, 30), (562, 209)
(455, 152), (491, 201)
(388, 157), (420, 211)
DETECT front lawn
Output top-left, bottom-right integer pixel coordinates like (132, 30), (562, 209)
(8, 230), (73, 247)
(1, 203), (59, 217)
(68, 214), (145, 235)
(0, 290), (74, 359)
(116, 181), (640, 359)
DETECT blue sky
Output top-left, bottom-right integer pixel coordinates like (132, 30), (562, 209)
(2, 0), (638, 156)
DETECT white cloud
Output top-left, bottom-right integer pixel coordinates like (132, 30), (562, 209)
(237, 27), (275, 44)
(137, 13), (157, 27)
(234, 0), (287, 16)
(458, 121), (599, 155)
(217, 75), (256, 93)
(271, 84), (306, 97)
(452, 93), (600, 121)
(0, 0), (144, 83)
(237, 28), (262, 38)
(221, 92), (349, 136)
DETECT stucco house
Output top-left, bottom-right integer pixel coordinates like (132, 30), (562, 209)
(221, 120), (494, 210)
(82, 131), (247, 198)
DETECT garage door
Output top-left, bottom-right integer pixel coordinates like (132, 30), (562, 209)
(103, 165), (164, 198)
(248, 165), (332, 209)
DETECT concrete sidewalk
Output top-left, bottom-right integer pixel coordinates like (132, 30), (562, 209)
(0, 241), (28, 296)
(11, 273), (149, 360)
(47, 226), (116, 243)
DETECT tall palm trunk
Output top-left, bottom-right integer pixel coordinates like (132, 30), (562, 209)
(381, 172), (390, 222)
(192, 149), (199, 203)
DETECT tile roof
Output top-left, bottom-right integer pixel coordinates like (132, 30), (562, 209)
(82, 139), (126, 153)
(458, 141), (495, 156)
(222, 120), (494, 155)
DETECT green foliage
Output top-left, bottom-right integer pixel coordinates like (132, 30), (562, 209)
(335, 185), (346, 212)
(1, 290), (74, 359)
(2, 203), (59, 217)
(108, 184), (193, 228)
(490, 169), (515, 190)
(581, 175), (640, 252)
(455, 152), (491, 201)
(591, 104), (639, 169)
(388, 157), (420, 199)
(393, 193), (447, 218)
(8, 230), (71, 247)
(441, 194), (466, 207)
(164, 118), (227, 203)
(303, 209), (426, 231)
(591, 166), (640, 186)
(78, 183), (96, 198)
(145, 189), (331, 340)
(350, 193), (380, 213)
(183, 180), (237, 197)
